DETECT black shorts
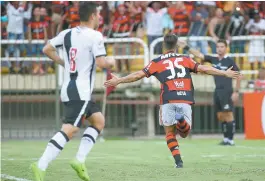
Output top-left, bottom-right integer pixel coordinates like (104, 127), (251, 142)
(214, 90), (233, 112)
(63, 100), (101, 127)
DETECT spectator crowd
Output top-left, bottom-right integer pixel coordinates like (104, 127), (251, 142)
(1, 1), (265, 75)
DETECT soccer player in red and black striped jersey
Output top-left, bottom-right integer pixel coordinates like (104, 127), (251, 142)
(104, 33), (240, 168)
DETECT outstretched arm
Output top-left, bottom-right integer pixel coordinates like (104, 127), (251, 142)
(104, 70), (146, 87)
(177, 40), (205, 60)
(197, 65), (240, 79)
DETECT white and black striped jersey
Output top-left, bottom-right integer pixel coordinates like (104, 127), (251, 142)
(50, 26), (106, 102)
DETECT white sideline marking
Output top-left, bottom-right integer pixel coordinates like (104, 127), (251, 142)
(201, 154), (225, 158)
(1, 174), (31, 181)
(202, 154), (265, 158)
(236, 146), (265, 151)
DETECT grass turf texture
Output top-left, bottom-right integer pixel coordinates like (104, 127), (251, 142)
(1, 139), (265, 181)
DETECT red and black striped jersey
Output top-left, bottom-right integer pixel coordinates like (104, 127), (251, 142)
(142, 52), (199, 105)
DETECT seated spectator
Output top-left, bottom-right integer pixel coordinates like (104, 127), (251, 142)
(28, 6), (48, 74)
(6, 1), (32, 74)
(189, 2), (209, 55)
(245, 11), (265, 71)
(64, 1), (80, 28)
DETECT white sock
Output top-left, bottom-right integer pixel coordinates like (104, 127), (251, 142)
(76, 126), (100, 163)
(38, 131), (69, 171)
(223, 137), (228, 143)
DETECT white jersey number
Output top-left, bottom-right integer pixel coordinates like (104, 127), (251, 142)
(69, 47), (77, 73)
(163, 58), (186, 79)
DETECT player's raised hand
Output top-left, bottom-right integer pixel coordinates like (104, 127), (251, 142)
(225, 66), (241, 79)
(104, 73), (120, 87)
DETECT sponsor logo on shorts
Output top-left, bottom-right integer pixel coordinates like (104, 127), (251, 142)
(177, 91), (186, 96)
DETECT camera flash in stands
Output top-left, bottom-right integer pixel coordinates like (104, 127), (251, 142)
(236, 7), (240, 11)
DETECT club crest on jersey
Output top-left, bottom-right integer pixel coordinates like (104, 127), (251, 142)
(174, 80), (184, 89)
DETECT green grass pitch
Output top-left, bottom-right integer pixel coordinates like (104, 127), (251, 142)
(1, 139), (265, 181)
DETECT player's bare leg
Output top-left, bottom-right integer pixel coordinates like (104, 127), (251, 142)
(32, 124), (79, 181)
(71, 112), (105, 181)
(164, 125), (183, 168)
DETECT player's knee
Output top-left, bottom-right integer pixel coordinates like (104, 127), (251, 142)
(61, 124), (79, 140)
(92, 119), (105, 132)
(88, 112), (105, 131)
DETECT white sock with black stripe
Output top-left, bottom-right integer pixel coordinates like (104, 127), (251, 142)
(38, 131), (69, 171)
(76, 126), (100, 163)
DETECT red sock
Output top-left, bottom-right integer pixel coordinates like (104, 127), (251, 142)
(166, 133), (181, 162)
(176, 120), (190, 138)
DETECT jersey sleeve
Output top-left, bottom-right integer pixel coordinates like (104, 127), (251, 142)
(204, 55), (215, 63)
(49, 29), (70, 48)
(185, 57), (200, 73)
(92, 32), (106, 58)
(142, 61), (158, 78)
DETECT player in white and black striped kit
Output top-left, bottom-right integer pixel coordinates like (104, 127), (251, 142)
(31, 2), (115, 181)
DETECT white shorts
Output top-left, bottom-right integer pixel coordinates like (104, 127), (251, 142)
(159, 103), (192, 127)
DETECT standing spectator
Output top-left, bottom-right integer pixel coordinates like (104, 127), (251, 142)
(98, 2), (111, 37)
(1, 3), (9, 71)
(184, 1), (194, 14)
(189, 2), (209, 55)
(40, 7), (52, 39)
(6, 2), (32, 73)
(111, 4), (131, 73)
(168, 2), (190, 37)
(1, 4), (8, 40)
(208, 8), (226, 53)
(227, 5), (248, 69)
(28, 7), (48, 74)
(64, 1), (80, 28)
(162, 12), (174, 34)
(127, 1), (145, 39)
(51, 1), (68, 37)
(245, 12), (265, 71)
(145, 2), (168, 54)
